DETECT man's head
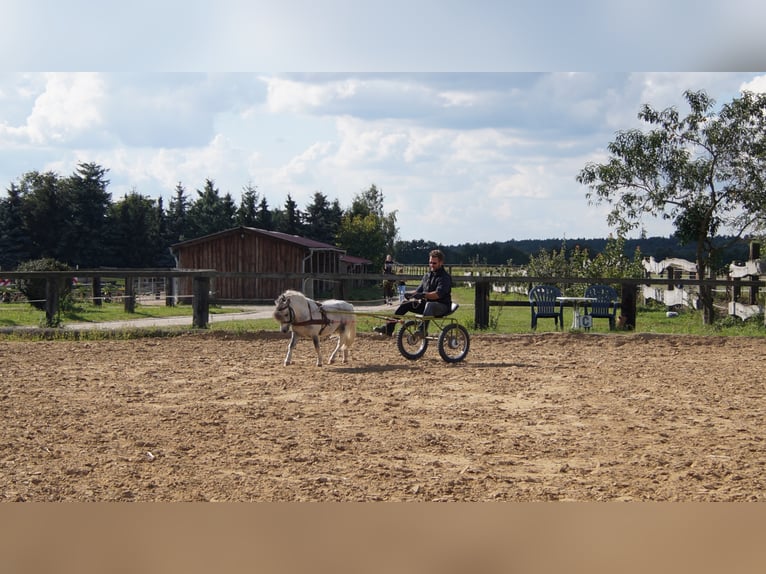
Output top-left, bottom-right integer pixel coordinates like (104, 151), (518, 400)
(428, 249), (445, 271)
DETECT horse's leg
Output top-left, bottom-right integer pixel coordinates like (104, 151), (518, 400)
(333, 322), (353, 364)
(312, 335), (322, 366)
(345, 318), (356, 363)
(284, 331), (297, 366)
(327, 334), (342, 364)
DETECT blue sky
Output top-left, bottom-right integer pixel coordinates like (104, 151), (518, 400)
(2, 3), (765, 245)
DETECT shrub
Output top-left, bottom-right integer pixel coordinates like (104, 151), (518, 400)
(16, 258), (74, 312)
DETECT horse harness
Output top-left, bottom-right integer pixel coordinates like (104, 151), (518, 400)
(278, 297), (334, 335)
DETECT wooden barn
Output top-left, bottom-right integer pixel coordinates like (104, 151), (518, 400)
(170, 226), (370, 303)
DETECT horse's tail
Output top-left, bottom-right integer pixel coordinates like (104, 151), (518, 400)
(321, 300), (355, 346)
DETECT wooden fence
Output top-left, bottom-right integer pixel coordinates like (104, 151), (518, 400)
(1, 268), (764, 329)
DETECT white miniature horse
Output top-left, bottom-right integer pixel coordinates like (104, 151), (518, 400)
(272, 290), (356, 366)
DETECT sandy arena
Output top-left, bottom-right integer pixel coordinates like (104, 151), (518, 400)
(1, 331), (764, 501)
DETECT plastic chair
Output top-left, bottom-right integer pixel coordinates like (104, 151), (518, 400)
(583, 284), (619, 330)
(529, 285), (564, 330)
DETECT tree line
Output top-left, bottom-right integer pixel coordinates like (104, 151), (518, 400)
(0, 161), (753, 278)
(0, 163), (398, 272)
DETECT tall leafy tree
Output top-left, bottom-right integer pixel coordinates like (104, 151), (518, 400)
(349, 183), (385, 219)
(577, 89), (766, 324)
(338, 184), (398, 268)
(336, 213), (387, 267)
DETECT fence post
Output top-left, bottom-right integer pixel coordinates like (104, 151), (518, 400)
(124, 277), (135, 313)
(92, 276), (102, 307)
(45, 277), (59, 327)
(192, 276), (210, 328)
(749, 275), (759, 305)
(620, 283), (637, 330)
(474, 280), (490, 329)
(732, 276), (741, 303)
(165, 276), (175, 307)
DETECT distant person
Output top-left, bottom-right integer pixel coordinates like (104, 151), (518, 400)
(397, 280), (406, 303)
(382, 254), (396, 305)
(374, 249), (452, 336)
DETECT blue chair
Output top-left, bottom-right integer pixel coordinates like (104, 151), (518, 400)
(529, 285), (564, 330)
(583, 284), (620, 330)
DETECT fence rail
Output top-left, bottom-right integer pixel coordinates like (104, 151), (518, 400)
(2, 268), (764, 329)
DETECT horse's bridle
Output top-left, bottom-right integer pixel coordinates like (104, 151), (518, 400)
(276, 296), (296, 324)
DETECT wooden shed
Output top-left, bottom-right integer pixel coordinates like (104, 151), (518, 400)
(170, 226), (369, 303)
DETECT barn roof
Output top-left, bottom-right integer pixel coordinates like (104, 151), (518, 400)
(340, 254), (372, 265)
(171, 226), (344, 252)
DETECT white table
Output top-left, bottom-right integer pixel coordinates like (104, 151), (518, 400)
(556, 297), (597, 330)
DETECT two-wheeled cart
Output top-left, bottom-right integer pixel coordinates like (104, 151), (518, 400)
(377, 303), (470, 363)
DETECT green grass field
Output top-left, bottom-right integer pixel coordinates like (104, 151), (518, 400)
(1, 284), (764, 339)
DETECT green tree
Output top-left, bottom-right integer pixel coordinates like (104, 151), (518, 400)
(59, 162), (111, 268)
(0, 183), (32, 269)
(255, 196), (273, 230)
(187, 179), (236, 238)
(586, 235), (644, 281)
(393, 239), (436, 264)
(166, 182), (190, 242)
(527, 241), (570, 282)
(304, 192), (342, 244)
(339, 184), (398, 267)
(106, 191), (162, 267)
(274, 194), (303, 235)
(17, 170), (67, 261)
(577, 89), (766, 324)
(336, 213), (387, 267)
(236, 183), (259, 227)
(154, 196), (174, 266)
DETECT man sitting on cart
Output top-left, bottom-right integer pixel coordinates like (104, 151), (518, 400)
(374, 249), (452, 337)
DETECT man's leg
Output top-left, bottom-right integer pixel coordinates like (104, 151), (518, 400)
(420, 302), (449, 334)
(374, 300), (420, 336)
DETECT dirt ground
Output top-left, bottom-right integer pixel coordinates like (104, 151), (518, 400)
(1, 330), (765, 501)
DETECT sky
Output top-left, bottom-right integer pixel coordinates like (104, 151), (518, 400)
(2, 2), (766, 246)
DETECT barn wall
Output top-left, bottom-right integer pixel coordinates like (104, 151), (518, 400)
(175, 232), (307, 302)
(173, 229), (344, 302)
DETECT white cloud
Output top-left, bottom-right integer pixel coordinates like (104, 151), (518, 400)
(0, 73), (106, 145)
(29, 73), (105, 144)
(1, 72), (764, 244)
(741, 75), (766, 94)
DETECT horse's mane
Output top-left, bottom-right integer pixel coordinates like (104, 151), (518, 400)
(282, 289), (306, 300)
(279, 290), (315, 316)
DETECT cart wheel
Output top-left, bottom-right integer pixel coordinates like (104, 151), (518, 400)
(437, 323), (470, 363)
(397, 320), (429, 360)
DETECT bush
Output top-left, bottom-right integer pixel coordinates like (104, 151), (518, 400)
(16, 258), (74, 312)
